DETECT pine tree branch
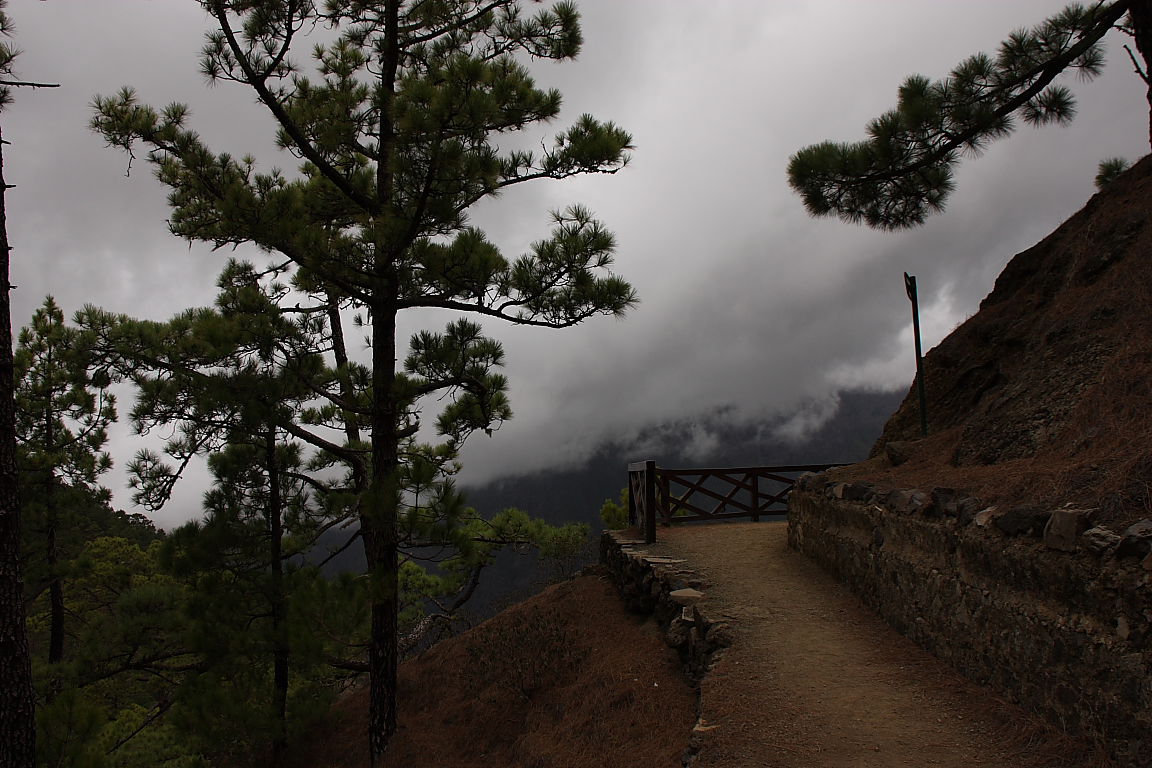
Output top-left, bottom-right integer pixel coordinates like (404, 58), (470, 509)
(207, 2), (378, 215)
(855, 0), (1129, 186)
(400, 295), (594, 327)
(104, 698), (175, 756)
(0, 79), (57, 89)
(326, 655), (369, 673)
(315, 527), (362, 570)
(1124, 42), (1152, 83)
(280, 420), (363, 465)
(401, 1), (507, 45)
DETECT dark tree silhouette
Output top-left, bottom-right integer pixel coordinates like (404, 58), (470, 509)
(789, 0), (1150, 230)
(91, 2), (633, 762)
(0, 2), (58, 764)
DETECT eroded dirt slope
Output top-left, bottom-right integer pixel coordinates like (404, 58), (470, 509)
(864, 156), (1152, 530)
(288, 572), (697, 768)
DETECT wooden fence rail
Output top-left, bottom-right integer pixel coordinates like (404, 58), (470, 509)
(627, 460), (847, 543)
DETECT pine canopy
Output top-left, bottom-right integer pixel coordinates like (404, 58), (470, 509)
(787, 1), (1133, 229)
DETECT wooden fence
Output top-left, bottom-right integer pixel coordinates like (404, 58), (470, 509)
(626, 460), (847, 543)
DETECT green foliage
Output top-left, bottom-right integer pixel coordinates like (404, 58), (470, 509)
(600, 487), (629, 529)
(788, 1), (1128, 229)
(0, 0), (20, 112)
(15, 296), (116, 488)
(1095, 156), (1132, 189)
(89, 2), (635, 758)
(30, 536), (200, 768)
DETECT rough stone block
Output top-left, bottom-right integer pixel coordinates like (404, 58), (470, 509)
(884, 441), (913, 467)
(1116, 519), (1152, 559)
(1043, 508), (1086, 551)
(669, 588), (704, 606)
(972, 506), (1002, 528)
(886, 489), (931, 515)
(841, 483), (876, 502)
(1080, 526), (1121, 554)
(994, 506), (1050, 537)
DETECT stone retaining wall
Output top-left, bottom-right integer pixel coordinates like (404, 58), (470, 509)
(599, 531), (733, 680)
(788, 475), (1152, 764)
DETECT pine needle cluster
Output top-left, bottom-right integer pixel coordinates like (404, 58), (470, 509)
(788, 1), (1129, 229)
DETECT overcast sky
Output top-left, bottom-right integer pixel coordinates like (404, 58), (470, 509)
(4, 1), (1147, 527)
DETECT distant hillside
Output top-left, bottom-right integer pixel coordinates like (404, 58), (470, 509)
(855, 155), (1152, 530)
(464, 387), (903, 530)
(316, 387), (902, 615)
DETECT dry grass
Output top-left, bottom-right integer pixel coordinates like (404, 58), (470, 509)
(286, 570), (697, 768)
(860, 157), (1152, 533)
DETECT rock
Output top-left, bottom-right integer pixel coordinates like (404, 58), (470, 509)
(1044, 508), (1088, 551)
(1081, 526), (1121, 554)
(973, 506), (1002, 528)
(871, 526), (885, 549)
(665, 617), (691, 648)
(669, 588), (704, 606)
(886, 489), (931, 515)
(1116, 615), (1131, 641)
(955, 497), (985, 526)
(795, 472), (823, 492)
(994, 507), (1050, 537)
(704, 622), (734, 648)
(1115, 519), (1152, 558)
(927, 488), (984, 522)
(840, 483), (875, 502)
(884, 441), (914, 467)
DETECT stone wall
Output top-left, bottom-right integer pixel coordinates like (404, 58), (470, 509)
(599, 531), (733, 680)
(788, 475), (1152, 764)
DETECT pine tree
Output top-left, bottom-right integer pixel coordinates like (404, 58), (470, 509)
(0, 2), (59, 764)
(14, 297), (116, 672)
(160, 438), (325, 766)
(86, 259), (342, 765)
(788, 0), (1150, 230)
(90, 2), (634, 761)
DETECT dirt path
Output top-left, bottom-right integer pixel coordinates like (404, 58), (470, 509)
(650, 522), (1092, 768)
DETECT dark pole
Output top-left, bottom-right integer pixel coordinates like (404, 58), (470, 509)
(904, 273), (928, 437)
(643, 460), (657, 545)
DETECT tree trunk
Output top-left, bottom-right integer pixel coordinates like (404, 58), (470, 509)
(365, 4), (402, 766)
(364, 292), (400, 766)
(266, 429), (289, 767)
(327, 296), (364, 488)
(1129, 0), (1152, 147)
(0, 124), (38, 768)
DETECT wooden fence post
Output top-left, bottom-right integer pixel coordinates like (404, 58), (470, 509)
(750, 471), (761, 522)
(644, 460), (657, 544)
(627, 473), (637, 527)
(660, 472), (670, 526)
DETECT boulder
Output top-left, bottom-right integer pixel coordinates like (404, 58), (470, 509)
(1115, 519), (1152, 559)
(1043, 508), (1089, 552)
(884, 441), (914, 467)
(1080, 526), (1121, 554)
(886, 489), (931, 515)
(994, 507), (1050, 537)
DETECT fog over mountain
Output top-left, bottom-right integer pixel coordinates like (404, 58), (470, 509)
(318, 387), (903, 615)
(2, 1), (1145, 527)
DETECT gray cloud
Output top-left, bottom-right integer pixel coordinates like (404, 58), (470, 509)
(3, 1), (1146, 526)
